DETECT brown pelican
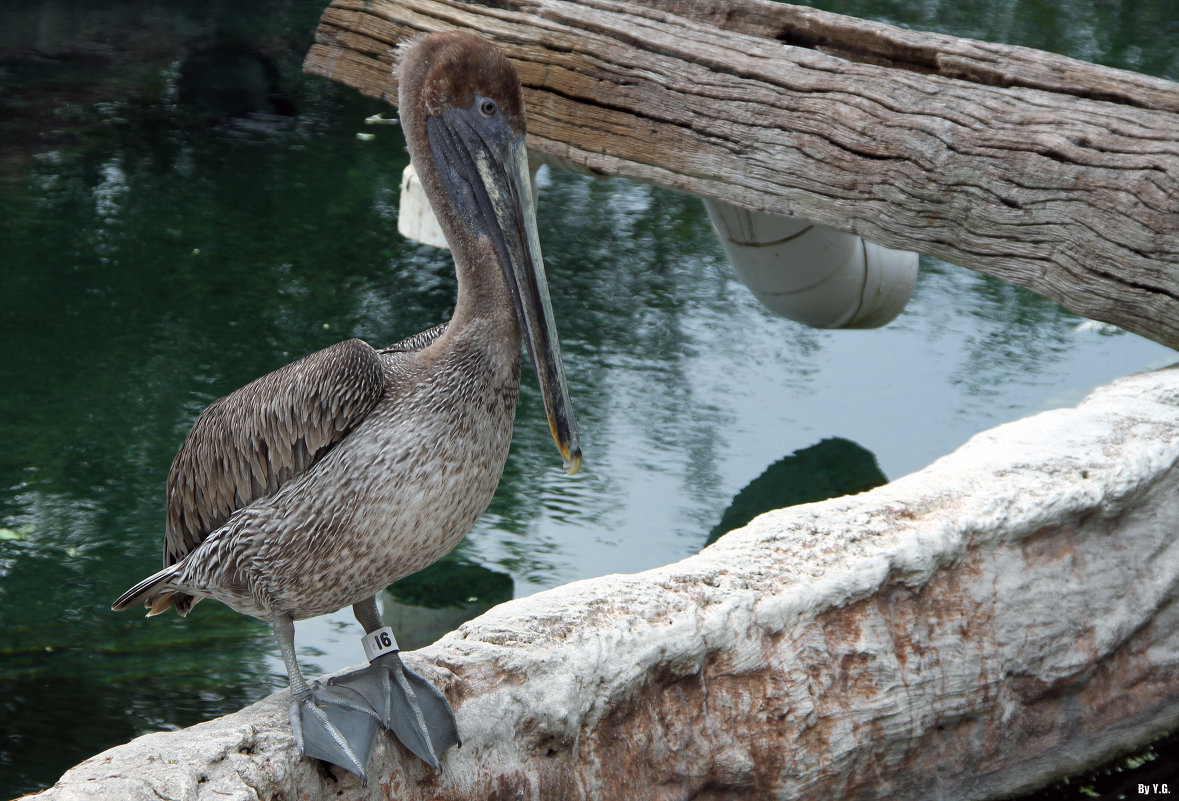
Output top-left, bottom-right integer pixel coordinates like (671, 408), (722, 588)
(112, 31), (581, 783)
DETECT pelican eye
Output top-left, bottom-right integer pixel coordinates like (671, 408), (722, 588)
(478, 97), (498, 118)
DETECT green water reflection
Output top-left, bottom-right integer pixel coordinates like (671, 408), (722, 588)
(705, 438), (888, 546)
(1, 0), (1176, 796)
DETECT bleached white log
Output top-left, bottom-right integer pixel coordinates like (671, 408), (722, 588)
(28, 363), (1179, 800)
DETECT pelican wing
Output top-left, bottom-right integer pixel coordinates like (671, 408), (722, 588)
(381, 321), (447, 354)
(163, 338), (387, 567)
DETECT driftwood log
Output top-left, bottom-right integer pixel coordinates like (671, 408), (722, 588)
(28, 363), (1179, 801)
(303, 0), (1179, 349)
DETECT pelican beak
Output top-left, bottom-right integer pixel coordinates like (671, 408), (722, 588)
(428, 99), (582, 475)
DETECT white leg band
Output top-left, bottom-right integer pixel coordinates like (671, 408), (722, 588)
(362, 626), (399, 661)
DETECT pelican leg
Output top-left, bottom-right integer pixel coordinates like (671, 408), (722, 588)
(273, 615), (378, 784)
(323, 596), (461, 769)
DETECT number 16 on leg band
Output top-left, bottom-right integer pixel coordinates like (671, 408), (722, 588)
(362, 626), (399, 661)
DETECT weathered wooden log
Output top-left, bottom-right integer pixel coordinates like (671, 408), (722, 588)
(28, 363), (1179, 800)
(303, 0), (1179, 349)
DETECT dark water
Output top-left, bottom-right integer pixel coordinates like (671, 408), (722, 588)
(1, 0), (1176, 797)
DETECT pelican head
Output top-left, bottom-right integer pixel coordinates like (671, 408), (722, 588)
(399, 32), (581, 475)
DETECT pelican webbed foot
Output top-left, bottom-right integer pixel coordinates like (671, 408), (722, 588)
(326, 650), (461, 769)
(289, 684), (380, 784)
(273, 614), (381, 783)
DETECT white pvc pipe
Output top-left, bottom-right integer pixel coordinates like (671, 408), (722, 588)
(398, 164), (449, 250)
(703, 198), (918, 329)
(398, 161), (543, 251)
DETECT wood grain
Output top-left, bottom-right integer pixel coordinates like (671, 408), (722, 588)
(304, 0), (1179, 348)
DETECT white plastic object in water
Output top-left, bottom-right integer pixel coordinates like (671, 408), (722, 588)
(703, 198), (918, 329)
(398, 164), (449, 250)
(398, 161), (542, 251)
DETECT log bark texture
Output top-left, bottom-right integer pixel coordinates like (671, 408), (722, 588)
(27, 364), (1179, 801)
(302, 0), (1179, 349)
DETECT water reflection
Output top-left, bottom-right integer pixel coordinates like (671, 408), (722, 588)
(380, 557), (515, 651)
(1, 0), (1177, 796)
(705, 438), (888, 546)
(799, 0), (1179, 80)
